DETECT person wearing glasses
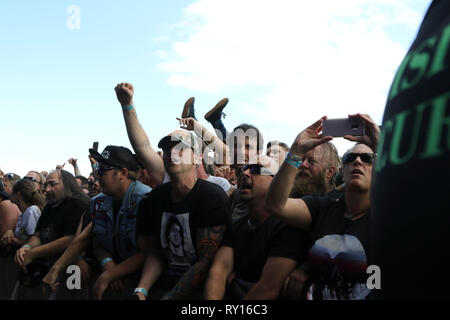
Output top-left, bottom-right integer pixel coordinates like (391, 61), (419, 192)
(86, 145), (151, 299)
(265, 114), (379, 300)
(24, 171), (46, 196)
(204, 156), (309, 300)
(2, 173), (21, 195)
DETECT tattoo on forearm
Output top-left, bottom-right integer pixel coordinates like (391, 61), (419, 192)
(164, 225), (226, 300)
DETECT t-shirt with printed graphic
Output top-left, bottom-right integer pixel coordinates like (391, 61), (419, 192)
(35, 198), (87, 245)
(137, 179), (231, 278)
(14, 205), (41, 241)
(222, 214), (310, 284)
(302, 193), (370, 300)
(371, 0), (450, 299)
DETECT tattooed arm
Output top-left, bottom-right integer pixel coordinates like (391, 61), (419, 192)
(163, 224), (226, 300)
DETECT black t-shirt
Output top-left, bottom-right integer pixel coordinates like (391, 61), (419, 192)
(137, 179), (231, 277)
(302, 194), (370, 299)
(222, 215), (309, 283)
(35, 198), (87, 245)
(371, 0), (450, 299)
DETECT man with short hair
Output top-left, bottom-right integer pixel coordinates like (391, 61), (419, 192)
(134, 130), (230, 300)
(266, 141), (289, 168)
(204, 156), (309, 300)
(88, 145), (151, 299)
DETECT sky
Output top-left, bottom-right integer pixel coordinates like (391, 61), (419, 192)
(0, 0), (432, 177)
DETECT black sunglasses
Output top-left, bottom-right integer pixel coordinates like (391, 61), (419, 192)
(241, 164), (274, 176)
(95, 165), (117, 177)
(24, 176), (43, 184)
(342, 153), (376, 165)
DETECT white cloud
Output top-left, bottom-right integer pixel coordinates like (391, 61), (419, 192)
(156, 0), (430, 154)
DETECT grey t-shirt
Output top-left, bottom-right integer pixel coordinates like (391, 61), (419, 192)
(14, 205), (41, 240)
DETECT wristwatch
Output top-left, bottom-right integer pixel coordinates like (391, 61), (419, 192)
(285, 152), (303, 168)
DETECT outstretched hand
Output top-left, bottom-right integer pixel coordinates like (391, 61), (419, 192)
(290, 116), (333, 157)
(177, 117), (197, 131)
(343, 113), (380, 153)
(115, 83), (134, 107)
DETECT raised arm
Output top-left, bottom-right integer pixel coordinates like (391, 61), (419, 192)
(178, 117), (231, 165)
(163, 224), (226, 300)
(265, 116), (332, 229)
(68, 158), (81, 177)
(115, 83), (166, 185)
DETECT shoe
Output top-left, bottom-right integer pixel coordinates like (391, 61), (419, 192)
(181, 97), (196, 119)
(204, 98), (229, 124)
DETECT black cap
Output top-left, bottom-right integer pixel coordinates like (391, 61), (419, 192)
(89, 145), (139, 171)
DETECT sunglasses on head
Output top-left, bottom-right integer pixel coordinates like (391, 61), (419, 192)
(241, 164), (274, 176)
(4, 173), (16, 180)
(342, 153), (376, 165)
(24, 176), (43, 184)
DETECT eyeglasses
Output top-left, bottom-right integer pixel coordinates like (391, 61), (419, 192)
(43, 181), (60, 188)
(342, 153), (376, 165)
(95, 165), (117, 177)
(24, 176), (43, 184)
(241, 164), (274, 176)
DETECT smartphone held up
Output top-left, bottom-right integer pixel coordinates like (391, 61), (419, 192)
(322, 118), (365, 137)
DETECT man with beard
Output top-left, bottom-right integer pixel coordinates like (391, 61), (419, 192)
(14, 169), (89, 299)
(279, 141), (341, 299)
(289, 142), (341, 199)
(204, 156), (309, 299)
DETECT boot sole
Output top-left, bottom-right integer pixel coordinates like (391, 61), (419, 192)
(204, 98), (229, 121)
(181, 97), (195, 118)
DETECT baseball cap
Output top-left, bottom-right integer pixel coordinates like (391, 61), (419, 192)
(158, 130), (200, 152)
(89, 145), (139, 171)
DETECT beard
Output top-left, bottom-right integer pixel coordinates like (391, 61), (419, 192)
(290, 168), (330, 198)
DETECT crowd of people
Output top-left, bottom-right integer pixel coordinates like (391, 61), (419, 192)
(0, 1), (449, 300)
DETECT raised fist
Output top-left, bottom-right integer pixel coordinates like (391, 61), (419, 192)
(68, 158), (78, 167)
(114, 83), (134, 107)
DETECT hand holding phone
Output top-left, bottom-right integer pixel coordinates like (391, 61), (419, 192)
(323, 118), (365, 137)
(324, 114), (379, 152)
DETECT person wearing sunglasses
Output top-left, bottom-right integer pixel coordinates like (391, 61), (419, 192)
(2, 173), (21, 196)
(265, 114), (379, 300)
(24, 171), (46, 196)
